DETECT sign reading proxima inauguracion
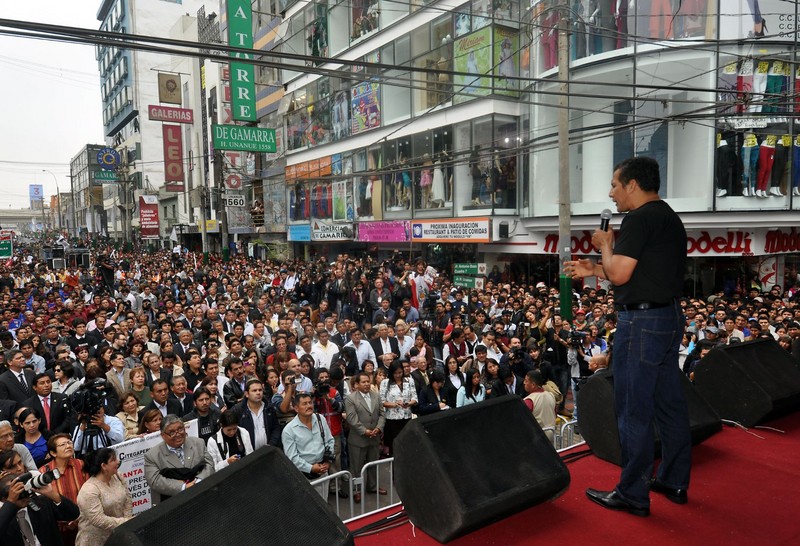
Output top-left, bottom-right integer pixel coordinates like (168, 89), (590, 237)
(212, 125), (276, 152)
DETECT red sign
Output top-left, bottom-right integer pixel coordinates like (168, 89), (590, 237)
(162, 124), (185, 191)
(139, 196), (160, 239)
(224, 152), (243, 189)
(687, 231), (752, 256)
(148, 105), (194, 124)
(764, 228), (800, 254)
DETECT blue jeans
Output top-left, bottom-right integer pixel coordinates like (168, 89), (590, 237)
(552, 364), (571, 411)
(613, 302), (692, 508)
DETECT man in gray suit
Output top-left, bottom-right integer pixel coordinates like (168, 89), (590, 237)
(345, 372), (386, 503)
(144, 415), (215, 505)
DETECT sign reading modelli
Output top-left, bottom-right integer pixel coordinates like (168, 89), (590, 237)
(227, 0), (256, 121)
(411, 218), (491, 243)
(212, 125), (276, 152)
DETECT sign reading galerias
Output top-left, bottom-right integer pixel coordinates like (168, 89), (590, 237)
(148, 105), (194, 124)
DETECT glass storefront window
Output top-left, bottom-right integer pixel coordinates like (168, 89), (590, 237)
(381, 37), (412, 123)
(286, 89), (308, 151)
(493, 115), (518, 210)
(715, 46), (795, 212)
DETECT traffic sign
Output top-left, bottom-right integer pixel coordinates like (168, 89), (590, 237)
(453, 263), (487, 275)
(453, 275), (484, 289)
(0, 230), (12, 259)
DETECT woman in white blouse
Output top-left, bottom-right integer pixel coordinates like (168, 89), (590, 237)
(379, 360), (417, 456)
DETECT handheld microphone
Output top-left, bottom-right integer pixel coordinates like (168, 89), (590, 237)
(600, 209), (613, 231)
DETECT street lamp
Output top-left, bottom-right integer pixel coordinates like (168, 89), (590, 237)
(42, 169), (63, 233)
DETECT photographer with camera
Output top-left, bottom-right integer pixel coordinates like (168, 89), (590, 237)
(70, 380), (125, 458)
(281, 392), (335, 499)
(311, 369), (347, 498)
(0, 468), (78, 546)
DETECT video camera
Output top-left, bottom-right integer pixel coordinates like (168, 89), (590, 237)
(313, 380), (331, 397)
(70, 378), (108, 418)
(568, 330), (588, 348)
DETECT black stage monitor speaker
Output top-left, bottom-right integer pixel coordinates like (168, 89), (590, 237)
(578, 370), (721, 467)
(394, 396), (570, 543)
(105, 446), (353, 546)
(693, 338), (800, 427)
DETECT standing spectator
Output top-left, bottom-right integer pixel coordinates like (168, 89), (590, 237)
(0, 350), (36, 406)
(312, 369), (346, 497)
(345, 371), (386, 503)
(38, 433), (87, 546)
(24, 373), (73, 435)
(0, 471), (80, 546)
(282, 392), (335, 499)
(379, 361), (417, 456)
(456, 368), (486, 407)
(182, 387), (222, 442)
(523, 370), (557, 442)
(234, 379), (280, 449)
(75, 448), (133, 546)
(206, 411), (253, 471)
(143, 415), (215, 505)
(116, 393), (141, 440)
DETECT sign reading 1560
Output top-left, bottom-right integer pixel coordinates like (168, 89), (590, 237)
(212, 124), (276, 153)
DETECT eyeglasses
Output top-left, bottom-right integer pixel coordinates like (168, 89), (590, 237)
(54, 368), (62, 372)
(164, 426), (186, 438)
(55, 441), (73, 448)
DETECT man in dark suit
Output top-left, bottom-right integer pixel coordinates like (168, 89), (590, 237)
(0, 399), (17, 424)
(489, 364), (525, 398)
(345, 372), (386, 503)
(0, 472), (80, 546)
(173, 329), (200, 363)
(369, 324), (400, 365)
(169, 376), (193, 417)
(0, 350), (36, 406)
(139, 379), (182, 420)
(143, 415), (215, 505)
(24, 373), (73, 434)
(222, 358), (251, 409)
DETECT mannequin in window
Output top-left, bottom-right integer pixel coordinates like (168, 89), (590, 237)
(399, 155), (412, 209)
(420, 154), (433, 208)
(437, 55), (451, 103)
(587, 0), (602, 55)
(470, 146), (482, 205)
(431, 155), (446, 208)
(441, 148), (453, 202)
(498, 38), (515, 89)
(491, 153), (505, 205)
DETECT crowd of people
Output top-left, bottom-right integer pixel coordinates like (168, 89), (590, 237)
(0, 237), (798, 542)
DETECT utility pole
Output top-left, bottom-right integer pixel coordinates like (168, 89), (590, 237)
(215, 150), (229, 261)
(557, 0), (573, 322)
(197, 6), (219, 262)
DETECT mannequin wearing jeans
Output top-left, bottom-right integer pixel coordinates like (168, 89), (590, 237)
(741, 136), (760, 197)
(715, 137), (736, 197)
(792, 136), (800, 196)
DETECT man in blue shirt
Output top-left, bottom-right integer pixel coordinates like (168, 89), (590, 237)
(282, 392), (335, 499)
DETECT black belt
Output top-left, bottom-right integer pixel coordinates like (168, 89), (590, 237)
(615, 300), (674, 312)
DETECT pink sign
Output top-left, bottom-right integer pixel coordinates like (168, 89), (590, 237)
(358, 221), (410, 242)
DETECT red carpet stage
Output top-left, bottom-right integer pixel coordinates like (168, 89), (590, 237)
(347, 414), (800, 545)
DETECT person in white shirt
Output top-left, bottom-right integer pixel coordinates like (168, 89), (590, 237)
(394, 321), (414, 362)
(311, 330), (339, 370)
(343, 330), (376, 369)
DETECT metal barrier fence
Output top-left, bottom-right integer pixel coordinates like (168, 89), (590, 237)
(319, 423), (585, 521)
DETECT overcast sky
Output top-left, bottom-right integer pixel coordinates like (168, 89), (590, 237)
(0, 2), (104, 209)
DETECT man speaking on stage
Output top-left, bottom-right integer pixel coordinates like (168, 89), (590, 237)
(565, 156), (691, 517)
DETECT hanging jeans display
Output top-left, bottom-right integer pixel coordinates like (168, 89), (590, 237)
(741, 144), (759, 194)
(793, 141), (800, 193)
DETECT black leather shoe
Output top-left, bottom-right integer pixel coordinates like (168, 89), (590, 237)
(586, 489), (650, 517)
(650, 479), (688, 504)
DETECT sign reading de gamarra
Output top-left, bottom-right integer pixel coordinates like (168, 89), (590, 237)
(212, 124), (277, 152)
(227, 0), (256, 122)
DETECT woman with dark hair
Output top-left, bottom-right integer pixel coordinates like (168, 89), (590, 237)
(206, 411), (254, 470)
(379, 360), (417, 455)
(53, 360), (81, 396)
(443, 356), (466, 408)
(97, 346), (114, 372)
(481, 358), (500, 397)
(456, 368), (486, 407)
(116, 392), (141, 440)
(137, 408), (163, 435)
(418, 370), (450, 415)
(76, 447), (133, 546)
(16, 407), (52, 467)
(199, 375), (225, 410)
(412, 333), (434, 368)
(125, 340), (146, 368)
